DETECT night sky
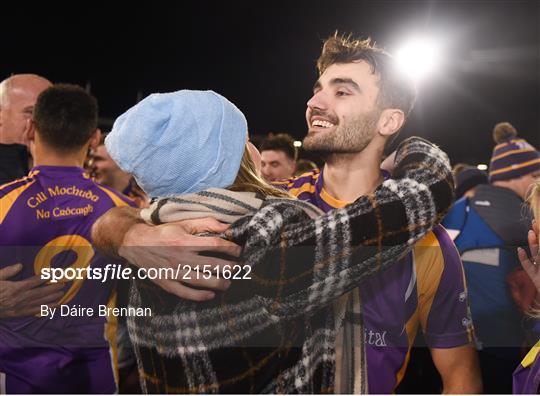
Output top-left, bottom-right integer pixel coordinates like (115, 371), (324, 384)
(3, 1), (539, 166)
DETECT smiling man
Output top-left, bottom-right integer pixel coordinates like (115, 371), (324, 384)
(273, 34), (482, 393)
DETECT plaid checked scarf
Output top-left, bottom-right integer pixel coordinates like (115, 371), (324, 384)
(138, 187), (364, 392)
(127, 137), (454, 393)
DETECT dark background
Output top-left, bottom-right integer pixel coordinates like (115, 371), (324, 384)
(3, 0), (539, 165)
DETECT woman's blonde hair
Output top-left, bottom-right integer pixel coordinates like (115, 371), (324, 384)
(228, 145), (292, 199)
(526, 180), (540, 243)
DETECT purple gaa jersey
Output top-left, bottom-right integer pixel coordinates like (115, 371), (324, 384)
(513, 321), (540, 394)
(513, 338), (540, 394)
(0, 165), (134, 393)
(275, 169), (475, 393)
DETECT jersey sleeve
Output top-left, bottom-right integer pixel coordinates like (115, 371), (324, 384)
(415, 226), (475, 348)
(0, 177), (36, 227)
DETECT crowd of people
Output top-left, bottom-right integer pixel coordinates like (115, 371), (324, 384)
(0, 33), (539, 394)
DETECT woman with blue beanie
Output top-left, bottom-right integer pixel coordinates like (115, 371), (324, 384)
(105, 89), (455, 393)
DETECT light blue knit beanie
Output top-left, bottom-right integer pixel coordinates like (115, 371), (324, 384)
(105, 90), (247, 197)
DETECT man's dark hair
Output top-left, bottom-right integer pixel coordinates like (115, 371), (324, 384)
(33, 83), (98, 152)
(317, 33), (417, 117)
(260, 133), (298, 161)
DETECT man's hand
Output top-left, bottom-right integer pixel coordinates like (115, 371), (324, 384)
(518, 220), (540, 293)
(0, 264), (64, 318)
(92, 207), (240, 301)
(120, 218), (240, 301)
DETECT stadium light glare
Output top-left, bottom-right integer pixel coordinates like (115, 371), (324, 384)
(396, 37), (441, 81)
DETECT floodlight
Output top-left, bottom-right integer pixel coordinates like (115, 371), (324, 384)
(396, 37), (441, 81)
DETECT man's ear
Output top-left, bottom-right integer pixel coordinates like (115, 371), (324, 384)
(377, 109), (405, 137)
(24, 119), (36, 145)
(89, 128), (102, 150)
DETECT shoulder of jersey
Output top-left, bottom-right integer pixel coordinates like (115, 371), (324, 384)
(0, 170), (40, 198)
(414, 225), (457, 259)
(276, 169), (320, 190)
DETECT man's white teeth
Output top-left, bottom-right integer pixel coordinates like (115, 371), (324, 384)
(312, 120), (335, 128)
